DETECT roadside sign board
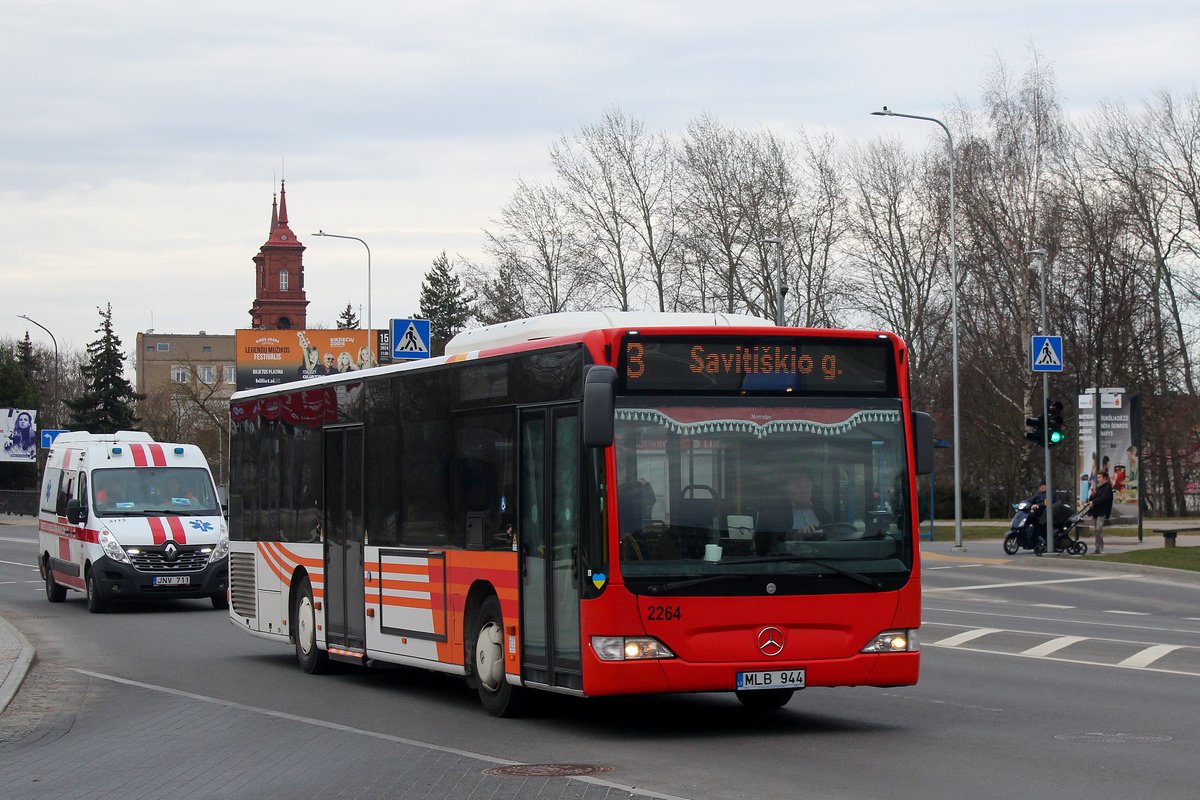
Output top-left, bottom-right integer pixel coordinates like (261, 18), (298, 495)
(1030, 336), (1063, 372)
(391, 319), (431, 360)
(41, 429), (67, 449)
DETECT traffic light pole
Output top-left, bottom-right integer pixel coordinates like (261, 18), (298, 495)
(1031, 249), (1054, 552)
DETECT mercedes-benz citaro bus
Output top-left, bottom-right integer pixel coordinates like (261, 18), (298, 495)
(39, 431), (229, 613)
(227, 312), (933, 715)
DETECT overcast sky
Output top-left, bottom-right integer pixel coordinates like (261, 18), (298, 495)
(3, 1), (1198, 356)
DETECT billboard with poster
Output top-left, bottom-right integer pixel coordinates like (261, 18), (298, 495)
(2, 408), (38, 462)
(235, 330), (377, 392)
(1076, 391), (1140, 524)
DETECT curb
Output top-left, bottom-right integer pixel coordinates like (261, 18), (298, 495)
(0, 615), (35, 714)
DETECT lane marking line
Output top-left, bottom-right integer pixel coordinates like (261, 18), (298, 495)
(922, 552), (1013, 564)
(935, 628), (1002, 647)
(926, 575), (1131, 593)
(1021, 636), (1087, 656)
(70, 669), (692, 800)
(926, 606), (1200, 636)
(1032, 604), (1076, 609)
(0, 558), (38, 570)
(1104, 610), (1151, 616)
(1120, 644), (1183, 668)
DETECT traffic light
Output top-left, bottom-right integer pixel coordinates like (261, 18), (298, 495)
(1025, 413), (1045, 444)
(1046, 399), (1065, 447)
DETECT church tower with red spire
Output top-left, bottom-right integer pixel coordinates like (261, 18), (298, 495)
(250, 181), (309, 330)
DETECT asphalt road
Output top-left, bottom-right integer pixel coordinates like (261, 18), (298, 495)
(2, 520), (1198, 800)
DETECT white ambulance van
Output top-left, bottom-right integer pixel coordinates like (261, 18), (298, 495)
(38, 431), (229, 612)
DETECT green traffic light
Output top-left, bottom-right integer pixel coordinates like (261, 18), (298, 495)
(1049, 430), (1065, 444)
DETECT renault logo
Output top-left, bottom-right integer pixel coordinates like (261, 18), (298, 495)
(163, 541), (179, 562)
(758, 627), (785, 657)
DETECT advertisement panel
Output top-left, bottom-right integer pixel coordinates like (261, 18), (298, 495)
(1076, 392), (1140, 524)
(235, 330), (376, 392)
(1, 408), (38, 462)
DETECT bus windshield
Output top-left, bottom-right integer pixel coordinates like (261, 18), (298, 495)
(92, 467), (220, 518)
(614, 402), (912, 592)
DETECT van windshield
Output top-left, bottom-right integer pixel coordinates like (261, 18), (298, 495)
(92, 468), (220, 517)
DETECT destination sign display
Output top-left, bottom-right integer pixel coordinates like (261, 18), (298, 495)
(620, 336), (897, 395)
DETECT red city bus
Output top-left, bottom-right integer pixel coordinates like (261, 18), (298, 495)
(227, 312), (933, 715)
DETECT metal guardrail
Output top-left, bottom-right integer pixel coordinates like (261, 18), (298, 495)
(0, 491), (38, 516)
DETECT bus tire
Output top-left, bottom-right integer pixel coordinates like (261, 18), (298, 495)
(85, 567), (107, 614)
(293, 576), (328, 674)
(474, 596), (527, 717)
(735, 688), (794, 710)
(44, 557), (66, 603)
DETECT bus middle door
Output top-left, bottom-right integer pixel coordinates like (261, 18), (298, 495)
(519, 406), (583, 692)
(323, 425), (366, 654)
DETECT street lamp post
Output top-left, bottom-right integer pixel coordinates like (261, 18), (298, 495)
(763, 237), (785, 326)
(871, 106), (964, 549)
(17, 315), (59, 429)
(312, 231), (372, 357)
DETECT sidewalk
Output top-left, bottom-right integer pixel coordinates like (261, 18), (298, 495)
(0, 614), (35, 715)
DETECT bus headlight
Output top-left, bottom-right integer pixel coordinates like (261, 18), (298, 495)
(861, 629), (919, 653)
(98, 529), (130, 564)
(591, 636), (676, 661)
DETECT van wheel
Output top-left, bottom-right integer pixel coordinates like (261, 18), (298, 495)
(474, 596), (527, 717)
(736, 688), (794, 710)
(85, 568), (107, 613)
(293, 576), (327, 674)
(211, 593), (229, 610)
(44, 557), (66, 603)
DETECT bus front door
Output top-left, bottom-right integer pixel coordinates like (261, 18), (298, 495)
(519, 407), (583, 691)
(323, 425), (366, 653)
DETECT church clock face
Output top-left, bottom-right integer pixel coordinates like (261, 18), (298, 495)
(280, 234), (288, 240)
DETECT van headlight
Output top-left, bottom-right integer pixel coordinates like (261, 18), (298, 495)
(208, 530), (229, 564)
(99, 529), (130, 564)
(591, 636), (676, 661)
(861, 629), (920, 653)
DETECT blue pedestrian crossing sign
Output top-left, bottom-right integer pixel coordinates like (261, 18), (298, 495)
(391, 318), (431, 360)
(1030, 336), (1063, 372)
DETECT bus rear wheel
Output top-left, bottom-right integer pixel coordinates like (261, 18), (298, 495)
(293, 576), (328, 674)
(735, 688), (794, 710)
(43, 557), (66, 603)
(474, 596), (527, 717)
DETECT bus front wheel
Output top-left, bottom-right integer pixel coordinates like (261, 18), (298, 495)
(293, 576), (328, 674)
(474, 596), (527, 717)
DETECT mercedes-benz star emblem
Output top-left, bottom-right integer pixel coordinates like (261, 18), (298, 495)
(163, 541), (179, 561)
(758, 626), (785, 657)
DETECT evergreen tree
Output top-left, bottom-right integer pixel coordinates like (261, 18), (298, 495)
(473, 260), (528, 325)
(16, 332), (38, 379)
(418, 252), (473, 356)
(66, 304), (144, 433)
(336, 303), (360, 330)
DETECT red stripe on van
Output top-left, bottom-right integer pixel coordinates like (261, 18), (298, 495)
(166, 516), (187, 545)
(147, 517), (168, 545)
(148, 444), (167, 466)
(130, 444), (148, 466)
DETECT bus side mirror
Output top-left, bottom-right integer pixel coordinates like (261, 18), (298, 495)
(912, 411), (934, 475)
(66, 498), (88, 525)
(582, 366), (618, 448)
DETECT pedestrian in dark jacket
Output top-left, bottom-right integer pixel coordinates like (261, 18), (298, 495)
(1087, 470), (1114, 554)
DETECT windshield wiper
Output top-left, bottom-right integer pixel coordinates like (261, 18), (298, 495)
(721, 555), (885, 590)
(647, 574), (753, 595)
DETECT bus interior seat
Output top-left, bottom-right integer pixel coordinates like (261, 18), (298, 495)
(671, 497), (718, 558)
